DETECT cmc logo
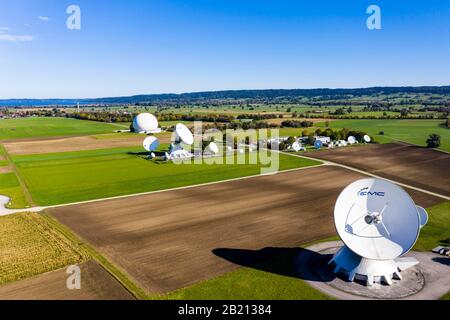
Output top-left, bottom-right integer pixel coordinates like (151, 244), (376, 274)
(358, 187), (385, 197)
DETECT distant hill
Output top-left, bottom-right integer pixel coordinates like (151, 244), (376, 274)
(1, 86), (449, 107)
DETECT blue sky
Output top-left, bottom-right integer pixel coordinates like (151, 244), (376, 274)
(0, 0), (449, 99)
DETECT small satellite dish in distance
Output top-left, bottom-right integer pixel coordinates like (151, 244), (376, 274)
(174, 123), (194, 145)
(292, 141), (302, 152)
(364, 135), (371, 143)
(207, 142), (219, 154)
(143, 136), (160, 152)
(314, 140), (323, 150)
(348, 136), (356, 144)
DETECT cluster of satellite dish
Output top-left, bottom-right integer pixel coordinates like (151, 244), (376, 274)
(330, 178), (428, 287)
(135, 113), (220, 161)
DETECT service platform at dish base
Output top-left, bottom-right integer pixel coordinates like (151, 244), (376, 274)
(167, 123), (195, 160)
(329, 178), (428, 287)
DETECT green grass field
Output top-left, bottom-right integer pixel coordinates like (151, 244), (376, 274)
(12, 146), (321, 206)
(0, 213), (86, 285)
(0, 117), (120, 140)
(165, 252), (332, 300)
(317, 119), (449, 152)
(414, 201), (450, 251)
(0, 172), (29, 209)
(441, 292), (450, 300)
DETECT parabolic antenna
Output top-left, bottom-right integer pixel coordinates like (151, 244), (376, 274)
(347, 136), (356, 144)
(143, 136), (160, 152)
(416, 206), (429, 228)
(314, 140), (323, 150)
(207, 142), (219, 154)
(292, 141), (302, 152)
(133, 113), (159, 133)
(330, 178), (427, 286)
(174, 123), (194, 145)
(363, 135), (371, 143)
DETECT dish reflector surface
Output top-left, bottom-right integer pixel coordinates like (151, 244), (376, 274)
(207, 142), (219, 154)
(348, 136), (356, 144)
(334, 178), (420, 260)
(363, 135), (371, 143)
(133, 113), (159, 132)
(292, 141), (302, 152)
(143, 136), (160, 151)
(175, 123), (194, 145)
(416, 206), (429, 228)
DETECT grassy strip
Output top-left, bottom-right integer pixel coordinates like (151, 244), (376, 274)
(440, 292), (450, 300)
(0, 117), (119, 141)
(316, 119), (450, 152)
(13, 147), (321, 206)
(0, 172), (29, 209)
(159, 236), (340, 300)
(414, 201), (450, 251)
(41, 212), (148, 300)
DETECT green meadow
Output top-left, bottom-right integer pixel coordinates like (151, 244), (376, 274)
(414, 201), (450, 252)
(318, 119), (449, 152)
(0, 117), (119, 140)
(0, 172), (29, 209)
(12, 146), (321, 206)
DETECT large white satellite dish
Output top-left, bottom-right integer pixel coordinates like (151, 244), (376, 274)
(143, 136), (160, 152)
(174, 123), (194, 145)
(329, 178), (427, 286)
(133, 113), (160, 133)
(363, 135), (371, 143)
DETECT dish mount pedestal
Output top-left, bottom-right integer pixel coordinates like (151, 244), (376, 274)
(329, 246), (419, 286)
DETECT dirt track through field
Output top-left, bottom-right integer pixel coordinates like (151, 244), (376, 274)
(48, 166), (442, 295)
(0, 260), (134, 300)
(3, 134), (172, 155)
(307, 143), (450, 198)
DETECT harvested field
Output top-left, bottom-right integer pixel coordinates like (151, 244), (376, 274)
(48, 166), (442, 295)
(0, 213), (84, 286)
(0, 260), (134, 300)
(4, 133), (171, 155)
(308, 143), (450, 197)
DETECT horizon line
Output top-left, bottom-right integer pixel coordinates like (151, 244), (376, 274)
(1, 84), (450, 101)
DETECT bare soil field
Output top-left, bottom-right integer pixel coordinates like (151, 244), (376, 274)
(0, 260), (134, 300)
(48, 166), (442, 295)
(308, 143), (450, 197)
(3, 134), (172, 155)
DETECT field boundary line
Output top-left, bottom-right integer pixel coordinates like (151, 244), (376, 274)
(278, 150), (450, 201)
(0, 162), (325, 215)
(45, 163), (325, 209)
